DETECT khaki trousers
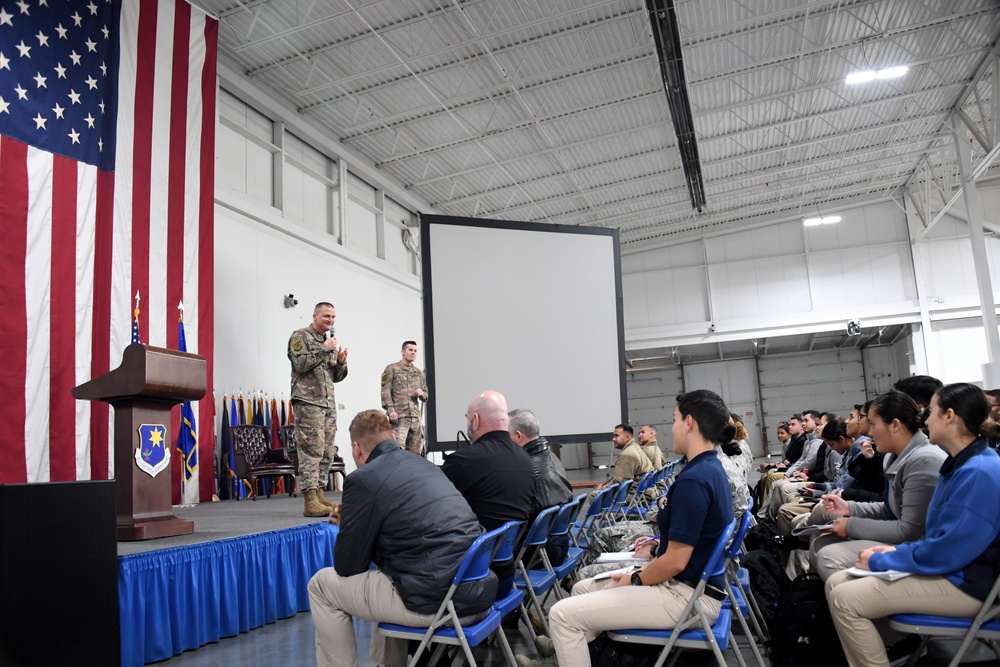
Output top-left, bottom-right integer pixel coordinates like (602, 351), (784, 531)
(763, 479), (807, 521)
(811, 536), (890, 582)
(826, 569), (981, 667)
(547, 575), (723, 666)
(777, 501), (813, 534)
(308, 567), (437, 667)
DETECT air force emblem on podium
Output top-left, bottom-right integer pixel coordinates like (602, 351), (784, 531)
(135, 424), (170, 477)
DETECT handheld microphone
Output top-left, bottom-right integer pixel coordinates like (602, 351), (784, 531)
(327, 327), (335, 341)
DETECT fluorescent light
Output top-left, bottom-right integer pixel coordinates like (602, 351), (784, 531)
(876, 66), (908, 80)
(846, 66), (908, 85)
(803, 215), (840, 227)
(845, 70), (877, 85)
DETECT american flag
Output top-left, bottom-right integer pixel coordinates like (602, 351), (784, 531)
(0, 0), (217, 500)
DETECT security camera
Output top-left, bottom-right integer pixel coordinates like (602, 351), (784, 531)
(283, 294), (298, 309)
(708, 323), (716, 333)
(846, 319), (861, 336)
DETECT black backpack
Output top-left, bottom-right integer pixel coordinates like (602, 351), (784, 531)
(741, 549), (788, 628)
(767, 573), (847, 667)
(743, 521), (782, 559)
(588, 633), (659, 667)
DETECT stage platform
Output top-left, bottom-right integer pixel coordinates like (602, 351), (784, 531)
(118, 494), (339, 667)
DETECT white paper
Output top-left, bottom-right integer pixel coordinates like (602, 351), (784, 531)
(845, 567), (912, 581)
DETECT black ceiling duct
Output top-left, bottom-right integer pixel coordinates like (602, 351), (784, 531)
(645, 0), (705, 212)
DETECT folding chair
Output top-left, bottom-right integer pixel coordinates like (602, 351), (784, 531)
(604, 479), (633, 525)
(623, 471), (656, 520)
(888, 570), (1000, 667)
(722, 503), (767, 667)
(377, 523), (511, 667)
(607, 518), (741, 667)
(571, 485), (615, 548)
(539, 497), (586, 600)
(489, 521), (526, 662)
(513, 505), (561, 646)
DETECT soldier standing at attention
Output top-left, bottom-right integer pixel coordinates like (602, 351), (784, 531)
(381, 341), (429, 455)
(288, 302), (349, 517)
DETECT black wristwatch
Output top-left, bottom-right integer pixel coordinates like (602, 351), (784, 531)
(631, 571), (643, 586)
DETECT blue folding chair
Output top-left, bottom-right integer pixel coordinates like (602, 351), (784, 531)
(571, 485), (615, 548)
(888, 569), (1000, 667)
(378, 524), (511, 667)
(722, 503), (767, 667)
(607, 518), (741, 667)
(540, 497), (586, 599)
(605, 479), (633, 525)
(623, 471), (656, 519)
(514, 505), (561, 646)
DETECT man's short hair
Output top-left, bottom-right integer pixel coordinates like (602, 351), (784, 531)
(986, 389), (1000, 401)
(893, 375), (943, 407)
(401, 340), (416, 350)
(615, 424), (633, 436)
(349, 410), (394, 453)
(643, 424), (657, 435)
(313, 301), (334, 312)
(508, 408), (540, 439)
(789, 413), (803, 422)
(802, 409), (820, 420)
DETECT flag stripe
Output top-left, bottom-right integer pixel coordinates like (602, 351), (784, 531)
(25, 147), (54, 483)
(75, 165), (97, 480)
(50, 155), (78, 482)
(167, 2), (190, 503)
(131, 0), (158, 344)
(0, 138), (29, 484)
(91, 169), (115, 481)
(198, 14), (218, 502)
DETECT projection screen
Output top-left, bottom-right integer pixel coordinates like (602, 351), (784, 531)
(421, 215), (627, 451)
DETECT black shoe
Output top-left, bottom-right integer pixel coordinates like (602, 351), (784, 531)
(886, 634), (925, 667)
(776, 535), (808, 552)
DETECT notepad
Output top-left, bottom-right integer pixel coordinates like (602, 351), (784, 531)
(597, 551), (644, 563)
(844, 567), (912, 581)
(592, 565), (637, 581)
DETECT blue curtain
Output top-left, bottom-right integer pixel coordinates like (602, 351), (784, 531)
(118, 523), (337, 666)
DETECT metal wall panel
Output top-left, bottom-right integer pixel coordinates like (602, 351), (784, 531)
(758, 349), (865, 451)
(682, 359), (762, 457)
(627, 366), (684, 456)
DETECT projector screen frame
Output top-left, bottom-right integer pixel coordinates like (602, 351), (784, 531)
(420, 214), (628, 452)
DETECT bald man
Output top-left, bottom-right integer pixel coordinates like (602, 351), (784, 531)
(442, 390), (534, 594)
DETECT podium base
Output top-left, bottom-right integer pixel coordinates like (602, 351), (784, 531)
(118, 516), (195, 541)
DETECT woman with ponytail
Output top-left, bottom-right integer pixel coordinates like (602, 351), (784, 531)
(826, 383), (1000, 667)
(518, 390), (735, 667)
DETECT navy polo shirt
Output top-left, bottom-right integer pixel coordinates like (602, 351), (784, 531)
(656, 448), (733, 585)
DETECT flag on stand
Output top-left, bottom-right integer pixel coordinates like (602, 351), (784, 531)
(175, 309), (198, 504)
(131, 293), (141, 344)
(0, 0), (217, 489)
(219, 395), (235, 500)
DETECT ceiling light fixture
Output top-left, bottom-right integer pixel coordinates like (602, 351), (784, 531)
(845, 66), (908, 85)
(803, 215), (841, 227)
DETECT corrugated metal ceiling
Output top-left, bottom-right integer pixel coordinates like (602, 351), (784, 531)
(198, 0), (1000, 251)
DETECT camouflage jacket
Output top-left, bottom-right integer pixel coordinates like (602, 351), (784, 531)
(380, 361), (428, 416)
(288, 326), (348, 408)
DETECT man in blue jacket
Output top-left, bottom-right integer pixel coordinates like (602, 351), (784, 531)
(308, 410), (497, 667)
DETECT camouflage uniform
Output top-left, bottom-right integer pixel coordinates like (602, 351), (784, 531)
(380, 361), (428, 455)
(288, 326), (348, 491)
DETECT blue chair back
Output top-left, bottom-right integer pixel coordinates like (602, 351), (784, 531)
(609, 479), (632, 506)
(493, 520), (524, 564)
(583, 486), (612, 518)
(549, 499), (581, 538)
(451, 525), (507, 585)
(523, 505), (561, 547)
(635, 471), (654, 494)
(726, 505), (754, 560)
(701, 518), (738, 581)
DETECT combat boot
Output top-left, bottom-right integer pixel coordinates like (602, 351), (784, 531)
(303, 489), (329, 517)
(315, 487), (337, 511)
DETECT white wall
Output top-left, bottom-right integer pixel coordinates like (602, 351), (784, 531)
(214, 87), (424, 477)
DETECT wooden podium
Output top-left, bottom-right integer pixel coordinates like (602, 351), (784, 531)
(74, 343), (205, 540)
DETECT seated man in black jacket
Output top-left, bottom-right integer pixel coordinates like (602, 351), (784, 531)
(509, 407), (573, 565)
(443, 390), (535, 595)
(308, 410), (497, 667)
